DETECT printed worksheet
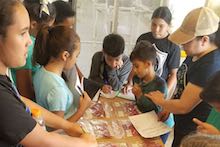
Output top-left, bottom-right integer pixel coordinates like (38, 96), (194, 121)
(129, 111), (171, 138)
(100, 90), (135, 101)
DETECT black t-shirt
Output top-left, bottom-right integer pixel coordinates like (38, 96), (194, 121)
(173, 49), (220, 134)
(0, 75), (36, 147)
(136, 32), (180, 80)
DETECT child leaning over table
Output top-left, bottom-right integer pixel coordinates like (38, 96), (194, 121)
(130, 40), (174, 144)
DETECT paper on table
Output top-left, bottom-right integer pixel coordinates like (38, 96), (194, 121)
(129, 111), (171, 138)
(100, 90), (135, 101)
(92, 89), (101, 101)
(117, 91), (135, 101)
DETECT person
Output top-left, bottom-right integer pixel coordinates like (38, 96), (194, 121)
(145, 7), (220, 147)
(130, 40), (174, 143)
(33, 26), (91, 122)
(11, 0), (56, 100)
(52, 0), (101, 100)
(127, 6), (180, 96)
(193, 71), (220, 135)
(89, 33), (132, 93)
(180, 133), (220, 147)
(53, 0), (75, 28)
(0, 0), (96, 146)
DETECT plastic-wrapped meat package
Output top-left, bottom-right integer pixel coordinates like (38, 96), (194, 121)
(124, 102), (140, 116)
(77, 119), (95, 136)
(103, 102), (114, 118)
(91, 120), (111, 138)
(98, 143), (128, 147)
(113, 102), (140, 117)
(120, 120), (139, 137)
(83, 101), (105, 119)
(78, 119), (111, 138)
(129, 141), (162, 147)
(108, 120), (125, 138)
(78, 119), (125, 139)
(142, 139), (163, 147)
(113, 102), (126, 117)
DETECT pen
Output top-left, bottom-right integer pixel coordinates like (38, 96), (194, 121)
(77, 85), (84, 97)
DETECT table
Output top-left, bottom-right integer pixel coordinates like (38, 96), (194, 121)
(80, 96), (164, 147)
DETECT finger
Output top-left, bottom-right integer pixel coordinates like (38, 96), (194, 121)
(193, 118), (205, 127)
(197, 128), (208, 134)
(83, 91), (88, 96)
(197, 125), (204, 130)
(123, 87), (128, 94)
(144, 93), (153, 99)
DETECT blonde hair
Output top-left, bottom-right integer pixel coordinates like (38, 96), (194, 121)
(180, 133), (220, 147)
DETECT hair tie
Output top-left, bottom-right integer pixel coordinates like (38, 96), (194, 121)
(39, 0), (51, 18)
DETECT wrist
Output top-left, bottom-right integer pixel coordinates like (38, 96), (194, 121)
(64, 121), (83, 137)
(78, 107), (86, 115)
(158, 99), (166, 107)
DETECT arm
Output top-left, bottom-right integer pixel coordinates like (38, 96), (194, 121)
(166, 43), (180, 97)
(20, 124), (97, 147)
(166, 68), (178, 98)
(193, 118), (220, 135)
(123, 68), (134, 93)
(21, 96), (83, 137)
(108, 57), (132, 90)
(145, 82), (202, 114)
(50, 91), (91, 122)
(16, 69), (35, 100)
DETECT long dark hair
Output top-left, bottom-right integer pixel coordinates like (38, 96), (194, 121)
(23, 0), (56, 26)
(151, 6), (172, 25)
(33, 26), (80, 66)
(0, 0), (21, 37)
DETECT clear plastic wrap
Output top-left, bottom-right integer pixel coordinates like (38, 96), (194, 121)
(113, 101), (140, 117)
(83, 101), (114, 119)
(78, 119), (125, 139)
(120, 119), (139, 137)
(98, 142), (128, 147)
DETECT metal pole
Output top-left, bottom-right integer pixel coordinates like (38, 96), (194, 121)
(71, 0), (77, 30)
(111, 0), (119, 33)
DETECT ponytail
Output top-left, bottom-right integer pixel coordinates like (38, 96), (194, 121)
(33, 26), (50, 66)
(33, 26), (80, 66)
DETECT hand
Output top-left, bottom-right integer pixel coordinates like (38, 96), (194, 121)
(102, 85), (112, 93)
(193, 118), (220, 135)
(122, 83), (133, 94)
(144, 90), (165, 106)
(116, 59), (123, 69)
(79, 91), (92, 111)
(64, 122), (84, 137)
(132, 83), (142, 98)
(80, 133), (97, 146)
(158, 110), (170, 122)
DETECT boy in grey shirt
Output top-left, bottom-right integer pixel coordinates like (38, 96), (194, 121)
(89, 34), (132, 93)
